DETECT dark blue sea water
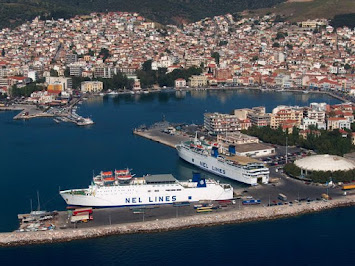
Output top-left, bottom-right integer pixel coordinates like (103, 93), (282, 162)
(1, 89), (353, 265)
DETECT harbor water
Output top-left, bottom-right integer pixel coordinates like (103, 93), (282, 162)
(1, 89), (354, 264)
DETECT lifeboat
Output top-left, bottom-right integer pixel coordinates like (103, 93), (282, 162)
(115, 169), (133, 181)
(101, 171), (113, 177)
(116, 174), (133, 181)
(115, 169), (130, 175)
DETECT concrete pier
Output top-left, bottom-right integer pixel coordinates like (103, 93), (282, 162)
(133, 125), (190, 148)
(0, 195), (354, 247)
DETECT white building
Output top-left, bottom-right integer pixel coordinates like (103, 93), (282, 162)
(204, 112), (240, 134)
(81, 81), (103, 93)
(175, 78), (186, 89)
(299, 117), (326, 130)
(233, 143), (275, 158)
(45, 76), (72, 91)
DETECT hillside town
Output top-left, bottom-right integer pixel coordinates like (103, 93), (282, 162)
(0, 12), (353, 104)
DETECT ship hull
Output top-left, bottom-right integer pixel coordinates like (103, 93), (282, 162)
(176, 145), (269, 185)
(60, 182), (233, 207)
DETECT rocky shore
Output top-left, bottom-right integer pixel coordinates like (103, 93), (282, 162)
(1, 195), (354, 247)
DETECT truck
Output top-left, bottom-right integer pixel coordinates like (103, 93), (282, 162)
(321, 193), (330, 200)
(73, 207), (93, 216)
(70, 213), (92, 223)
(242, 199), (261, 205)
(278, 193), (287, 201)
(342, 184), (355, 190)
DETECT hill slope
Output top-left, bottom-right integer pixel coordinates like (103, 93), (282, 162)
(0, 0), (285, 29)
(251, 0), (355, 22)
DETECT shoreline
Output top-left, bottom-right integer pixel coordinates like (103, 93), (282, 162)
(1, 195), (354, 247)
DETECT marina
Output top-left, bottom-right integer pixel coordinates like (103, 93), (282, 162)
(0, 97), (94, 126)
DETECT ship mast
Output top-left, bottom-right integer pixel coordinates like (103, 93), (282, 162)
(37, 190), (40, 211)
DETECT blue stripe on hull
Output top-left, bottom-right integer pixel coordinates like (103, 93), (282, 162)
(67, 201), (199, 209)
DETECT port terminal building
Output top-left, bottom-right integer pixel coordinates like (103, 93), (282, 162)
(294, 154), (355, 175)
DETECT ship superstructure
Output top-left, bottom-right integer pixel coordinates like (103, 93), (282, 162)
(176, 137), (269, 185)
(60, 170), (233, 207)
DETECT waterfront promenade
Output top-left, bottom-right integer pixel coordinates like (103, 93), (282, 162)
(1, 195), (354, 247)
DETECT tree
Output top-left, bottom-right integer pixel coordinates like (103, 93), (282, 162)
(252, 55), (258, 61)
(218, 40), (228, 46)
(64, 67), (70, 77)
(286, 44), (293, 50)
(275, 32), (285, 40)
(272, 42), (280, 48)
(50, 69), (59, 77)
(1, 48), (4, 57)
(211, 52), (220, 65)
(98, 48), (110, 62)
(142, 60), (153, 72)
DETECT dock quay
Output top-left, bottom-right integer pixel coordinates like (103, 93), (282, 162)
(0, 99), (94, 126)
(1, 194), (354, 247)
(133, 122), (191, 148)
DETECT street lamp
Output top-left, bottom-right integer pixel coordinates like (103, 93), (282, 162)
(285, 136), (288, 164)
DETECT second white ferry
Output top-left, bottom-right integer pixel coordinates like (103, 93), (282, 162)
(60, 170), (233, 207)
(176, 138), (269, 185)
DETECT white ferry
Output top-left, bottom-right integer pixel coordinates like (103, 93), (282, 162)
(60, 170), (233, 207)
(176, 138), (269, 185)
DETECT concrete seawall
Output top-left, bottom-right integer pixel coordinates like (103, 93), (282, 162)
(1, 195), (354, 247)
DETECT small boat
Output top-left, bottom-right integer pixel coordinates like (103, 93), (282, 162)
(116, 174), (133, 181)
(101, 171), (113, 177)
(115, 169), (133, 181)
(77, 118), (94, 126)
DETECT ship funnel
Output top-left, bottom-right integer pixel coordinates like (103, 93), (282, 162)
(192, 172), (201, 182)
(211, 146), (219, 158)
(197, 178), (207, 188)
(229, 145), (236, 154)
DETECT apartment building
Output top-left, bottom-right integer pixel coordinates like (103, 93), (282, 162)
(270, 106), (303, 129)
(204, 112), (240, 134)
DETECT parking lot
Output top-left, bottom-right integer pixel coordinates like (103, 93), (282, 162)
(259, 144), (313, 167)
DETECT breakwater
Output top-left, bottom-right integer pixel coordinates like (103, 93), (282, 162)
(1, 195), (354, 247)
